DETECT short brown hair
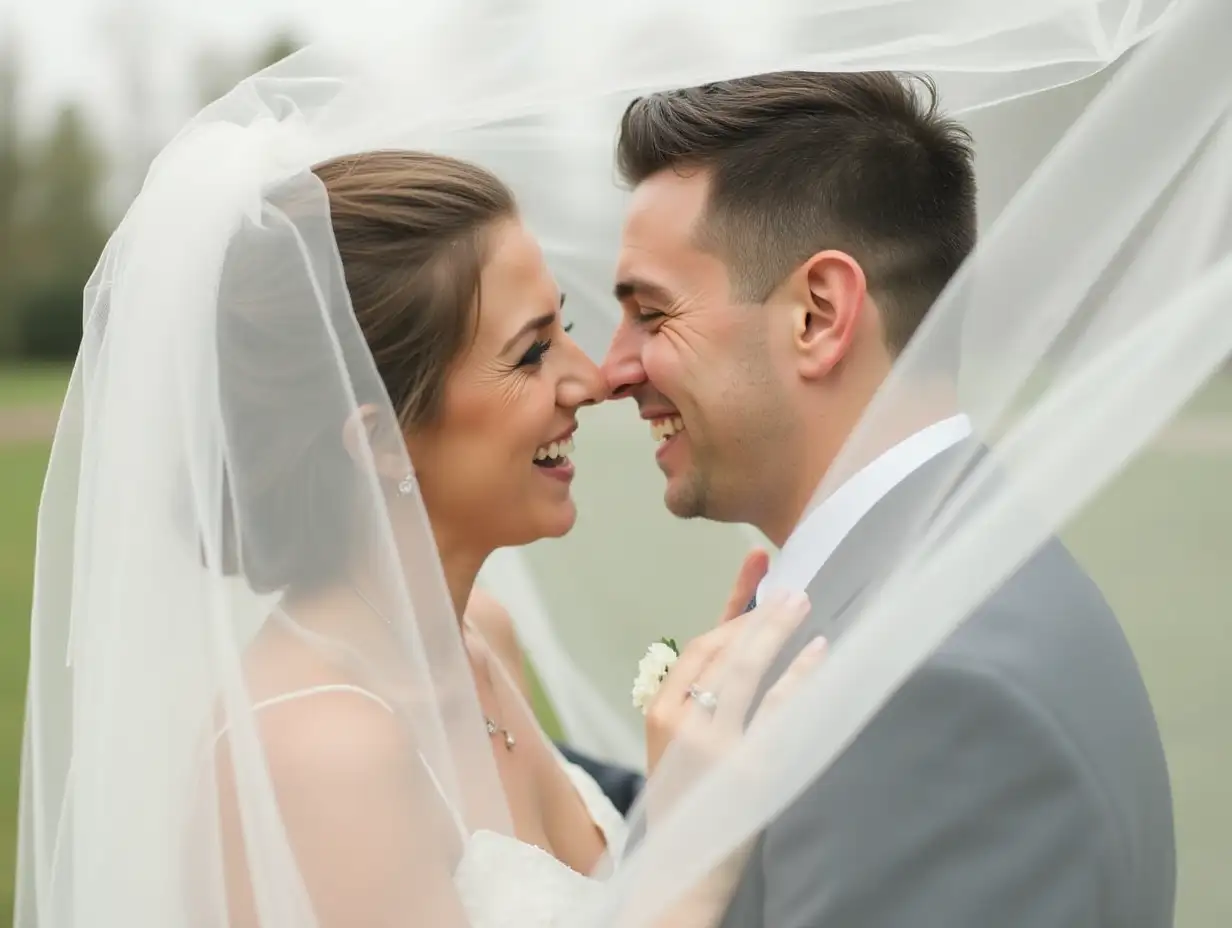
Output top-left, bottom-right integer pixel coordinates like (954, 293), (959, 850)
(215, 151), (515, 593)
(616, 71), (976, 353)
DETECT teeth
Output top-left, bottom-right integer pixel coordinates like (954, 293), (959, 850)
(534, 436), (574, 461)
(650, 416), (685, 442)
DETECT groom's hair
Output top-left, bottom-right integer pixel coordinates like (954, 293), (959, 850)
(616, 71), (976, 354)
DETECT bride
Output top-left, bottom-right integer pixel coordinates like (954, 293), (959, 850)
(18, 141), (823, 927)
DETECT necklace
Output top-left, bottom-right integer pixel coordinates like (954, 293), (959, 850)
(351, 584), (516, 751)
(484, 715), (517, 751)
(465, 618), (517, 751)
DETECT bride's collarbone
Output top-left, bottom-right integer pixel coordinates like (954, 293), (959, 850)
(476, 692), (548, 808)
(467, 645), (603, 870)
(484, 707), (603, 872)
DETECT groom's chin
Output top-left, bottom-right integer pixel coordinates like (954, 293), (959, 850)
(662, 478), (705, 521)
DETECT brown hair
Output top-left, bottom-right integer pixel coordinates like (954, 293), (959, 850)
(616, 71), (976, 353)
(213, 151), (516, 593)
(313, 150), (516, 426)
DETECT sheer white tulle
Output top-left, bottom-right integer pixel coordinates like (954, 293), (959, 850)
(15, 0), (1232, 925)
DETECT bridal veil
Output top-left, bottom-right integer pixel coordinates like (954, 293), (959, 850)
(16, 0), (1231, 924)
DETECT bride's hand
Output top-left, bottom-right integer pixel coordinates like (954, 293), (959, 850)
(635, 591), (826, 928)
(644, 590), (825, 776)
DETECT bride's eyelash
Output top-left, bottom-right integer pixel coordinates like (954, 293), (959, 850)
(519, 339), (553, 367)
(516, 321), (574, 368)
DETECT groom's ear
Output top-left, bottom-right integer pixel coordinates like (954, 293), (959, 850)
(787, 250), (868, 381)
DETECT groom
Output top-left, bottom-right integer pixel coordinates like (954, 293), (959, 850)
(596, 71), (1176, 927)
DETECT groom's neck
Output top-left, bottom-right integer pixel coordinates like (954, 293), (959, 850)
(762, 379), (962, 546)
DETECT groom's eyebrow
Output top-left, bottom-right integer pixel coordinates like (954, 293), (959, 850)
(614, 278), (674, 306)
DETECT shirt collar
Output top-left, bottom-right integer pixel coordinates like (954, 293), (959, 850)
(756, 415), (973, 604)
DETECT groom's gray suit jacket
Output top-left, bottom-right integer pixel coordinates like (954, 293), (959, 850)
(718, 444), (1176, 928)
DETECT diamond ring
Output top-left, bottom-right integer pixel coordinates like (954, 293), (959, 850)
(687, 683), (719, 712)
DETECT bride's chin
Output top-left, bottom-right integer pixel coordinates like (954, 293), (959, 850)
(530, 499), (579, 542)
(475, 499), (579, 551)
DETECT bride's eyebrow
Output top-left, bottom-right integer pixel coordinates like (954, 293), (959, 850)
(500, 313), (556, 354)
(499, 294), (567, 354)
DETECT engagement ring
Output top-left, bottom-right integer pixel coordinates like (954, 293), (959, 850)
(687, 684), (718, 712)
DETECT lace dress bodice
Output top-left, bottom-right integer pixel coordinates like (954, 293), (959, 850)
(450, 750), (626, 926)
(452, 829), (605, 926)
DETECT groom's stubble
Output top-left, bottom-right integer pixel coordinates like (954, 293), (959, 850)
(666, 324), (801, 531)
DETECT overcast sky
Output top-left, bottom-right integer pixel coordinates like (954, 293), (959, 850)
(3, 0), (1123, 228)
(2, 0), (390, 132)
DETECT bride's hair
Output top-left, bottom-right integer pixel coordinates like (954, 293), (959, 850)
(314, 151), (517, 426)
(213, 150), (516, 594)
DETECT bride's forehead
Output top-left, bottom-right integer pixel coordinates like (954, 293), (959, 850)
(481, 220), (554, 286)
(474, 225), (558, 320)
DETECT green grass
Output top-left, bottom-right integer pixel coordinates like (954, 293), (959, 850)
(0, 364), (70, 409)
(0, 442), (48, 924)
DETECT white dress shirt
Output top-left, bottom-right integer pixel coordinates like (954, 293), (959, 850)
(756, 415), (972, 604)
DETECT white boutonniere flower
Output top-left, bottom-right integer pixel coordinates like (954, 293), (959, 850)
(631, 638), (680, 714)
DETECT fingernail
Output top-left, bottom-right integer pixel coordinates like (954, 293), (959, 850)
(803, 635), (828, 657)
(788, 591), (810, 611)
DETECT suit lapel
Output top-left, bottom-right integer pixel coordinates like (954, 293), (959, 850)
(752, 440), (982, 705)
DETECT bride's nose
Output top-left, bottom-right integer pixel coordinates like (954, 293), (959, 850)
(557, 341), (606, 410)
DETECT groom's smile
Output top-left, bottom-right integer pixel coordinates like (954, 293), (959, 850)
(649, 414), (684, 443)
(647, 413), (686, 463)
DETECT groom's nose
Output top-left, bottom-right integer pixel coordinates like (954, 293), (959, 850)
(600, 320), (646, 400)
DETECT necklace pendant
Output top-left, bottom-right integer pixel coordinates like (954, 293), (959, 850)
(485, 717), (515, 751)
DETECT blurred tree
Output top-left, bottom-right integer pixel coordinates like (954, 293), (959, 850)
(195, 30), (301, 107)
(0, 38), (24, 356)
(10, 104), (109, 359)
(0, 25), (303, 362)
(257, 32), (301, 69)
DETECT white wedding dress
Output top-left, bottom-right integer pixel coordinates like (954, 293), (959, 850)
(452, 754), (624, 926)
(245, 684), (627, 927)
(444, 629), (629, 925)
